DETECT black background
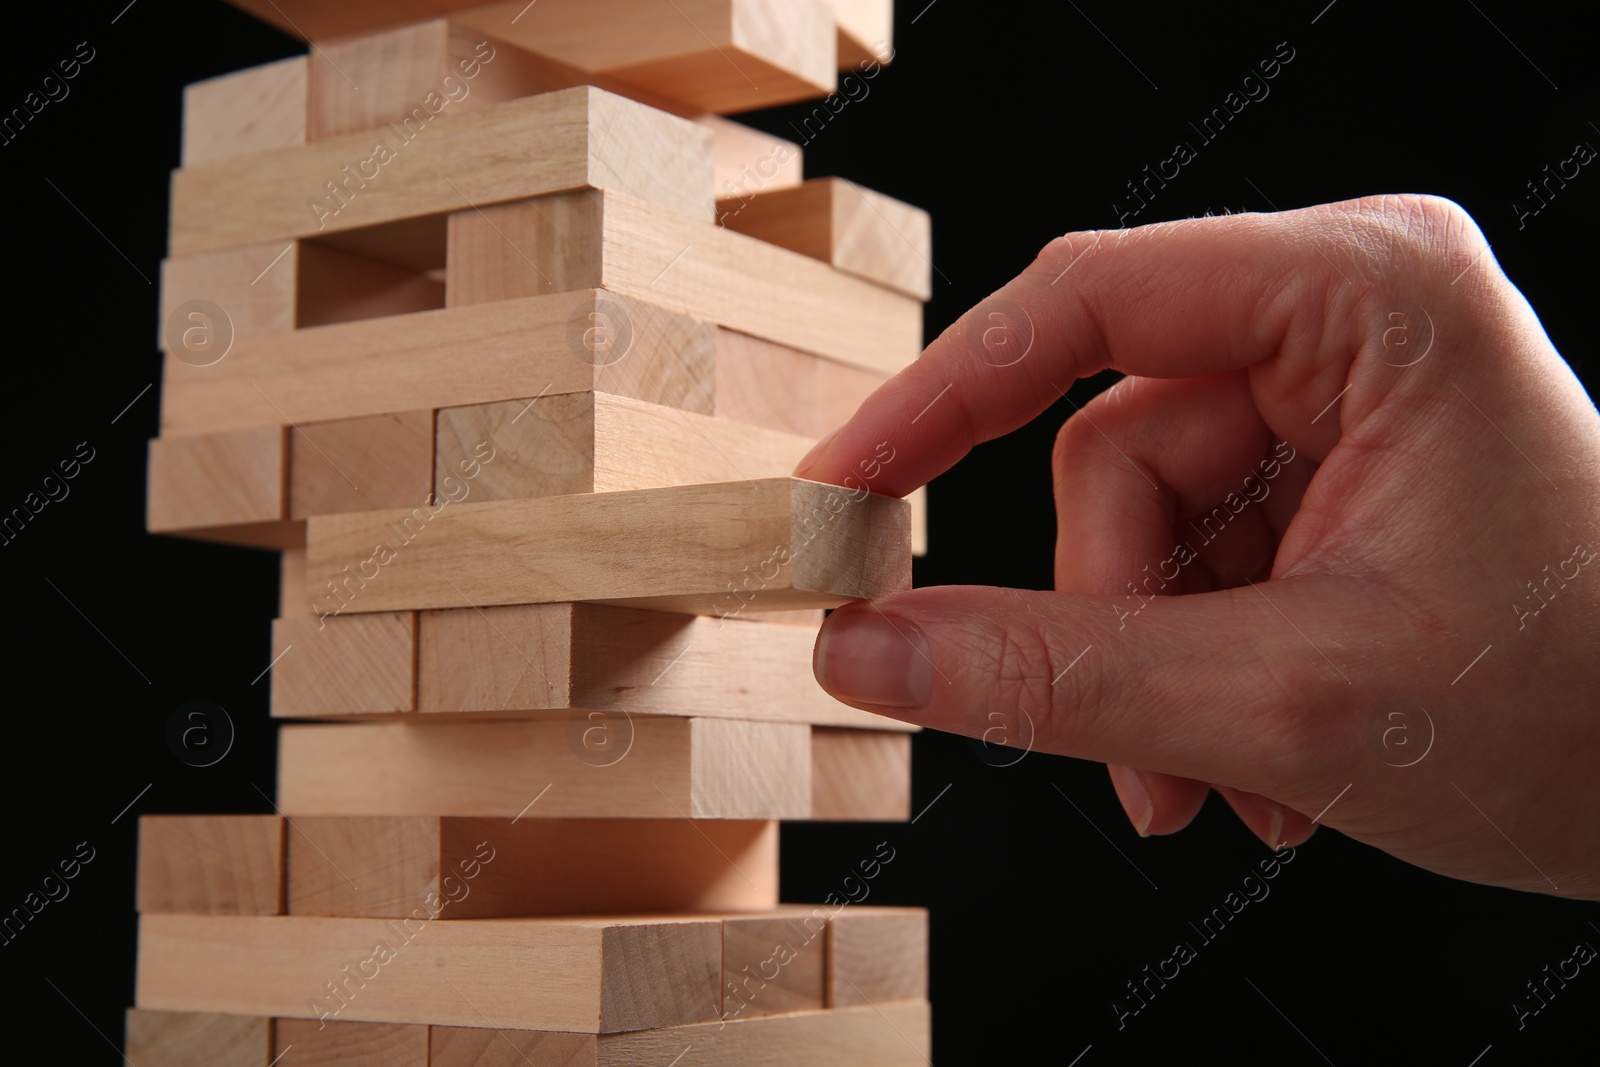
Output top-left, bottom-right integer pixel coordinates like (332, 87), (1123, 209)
(2, 1), (1596, 1063)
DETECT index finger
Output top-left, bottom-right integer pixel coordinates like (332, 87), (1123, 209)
(792, 195), (1485, 497)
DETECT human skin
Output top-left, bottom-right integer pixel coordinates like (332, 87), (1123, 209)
(797, 195), (1600, 900)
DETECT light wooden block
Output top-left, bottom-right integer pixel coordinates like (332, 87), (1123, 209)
(827, 908), (928, 1007)
(811, 728), (912, 821)
(137, 816), (285, 915)
(159, 290), (713, 437)
(429, 1002), (932, 1066)
(452, 0), (838, 113)
(280, 547), (307, 617)
(146, 427), (297, 548)
(289, 410), (435, 519)
(287, 817), (778, 917)
(169, 87), (714, 256)
(269, 613), (416, 717)
(274, 1018), (428, 1066)
(722, 916), (825, 1017)
(702, 115), (804, 204)
(717, 177), (932, 300)
(124, 1008), (272, 1067)
(413, 602), (914, 731)
(444, 188), (921, 375)
(308, 22), (517, 142)
(304, 478), (910, 617)
(135, 913), (723, 1033)
(434, 392), (812, 500)
(820, 0), (894, 66)
(277, 718), (810, 819)
(712, 328), (884, 438)
(159, 242), (298, 346)
(182, 56), (306, 166)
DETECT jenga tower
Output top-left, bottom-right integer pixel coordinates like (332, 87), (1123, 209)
(130, 2), (932, 1062)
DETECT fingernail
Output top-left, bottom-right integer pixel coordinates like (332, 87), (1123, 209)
(1108, 764), (1154, 837)
(1265, 805), (1285, 851)
(814, 609), (932, 709)
(793, 427), (843, 480)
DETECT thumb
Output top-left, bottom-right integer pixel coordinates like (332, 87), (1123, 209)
(813, 580), (1365, 800)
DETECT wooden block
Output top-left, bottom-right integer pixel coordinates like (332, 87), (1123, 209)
(434, 393), (811, 499)
(712, 328), (885, 439)
(280, 547), (307, 617)
(135, 913), (722, 1033)
(453, 0), (838, 113)
(287, 817), (778, 917)
(269, 613), (416, 717)
(182, 56), (306, 166)
(137, 816), (285, 915)
(274, 1018), (428, 1066)
(289, 410), (435, 519)
(444, 188), (921, 374)
(304, 478), (911, 617)
(702, 115), (804, 204)
(811, 728), (912, 821)
(159, 290), (713, 437)
(911, 485), (928, 557)
(819, 0), (894, 67)
(277, 718), (809, 819)
(722, 916), (825, 1017)
(827, 907), (928, 1007)
(146, 427), (298, 548)
(226, 0), (839, 112)
(305, 18), (803, 204)
(169, 87), (714, 256)
(159, 242), (298, 347)
(413, 602), (914, 731)
(717, 178), (932, 300)
(430, 1002), (931, 1066)
(124, 1008), (272, 1067)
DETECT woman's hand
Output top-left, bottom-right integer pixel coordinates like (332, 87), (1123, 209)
(798, 194), (1600, 900)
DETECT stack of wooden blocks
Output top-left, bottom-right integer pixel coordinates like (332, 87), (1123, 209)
(130, 1), (934, 1063)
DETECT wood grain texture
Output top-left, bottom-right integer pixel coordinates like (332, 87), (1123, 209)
(124, 1009), (272, 1067)
(146, 427), (298, 548)
(137, 816), (285, 915)
(712, 328), (884, 439)
(717, 177), (932, 300)
(434, 393), (811, 500)
(269, 613), (417, 717)
(304, 478), (910, 617)
(159, 290), (713, 437)
(415, 602), (913, 730)
(287, 817), (777, 918)
(169, 87), (713, 256)
(159, 242), (298, 346)
(811, 728), (912, 821)
(722, 916), (825, 1016)
(443, 188), (920, 374)
(289, 410), (435, 519)
(826, 907), (928, 1007)
(135, 912), (722, 1033)
(274, 1018), (428, 1066)
(276, 718), (809, 819)
(430, 1002), (931, 1066)
(451, 0), (836, 113)
(306, 22), (551, 143)
(182, 56), (306, 166)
